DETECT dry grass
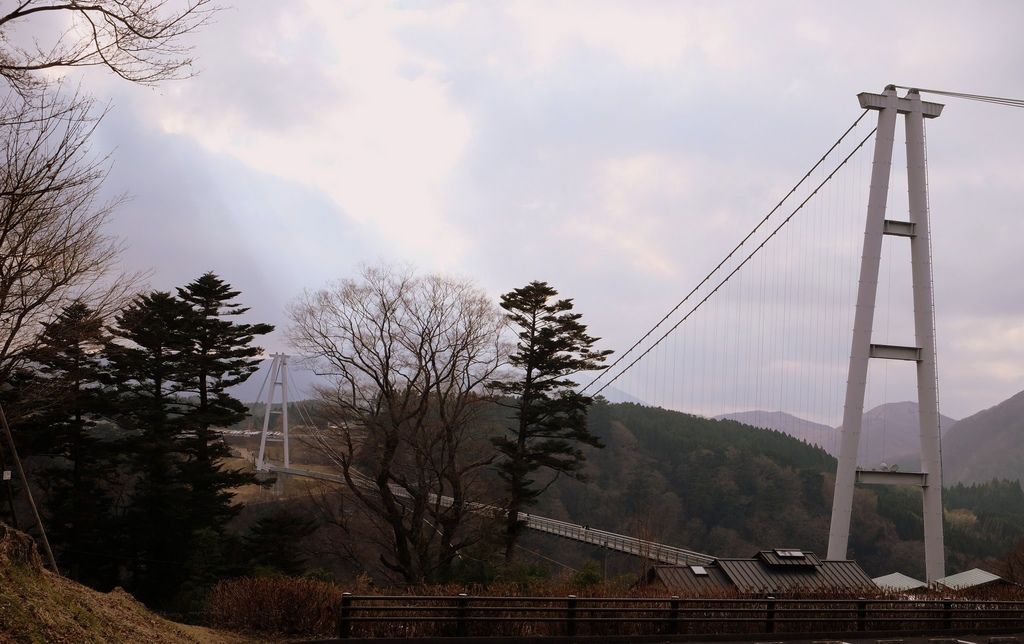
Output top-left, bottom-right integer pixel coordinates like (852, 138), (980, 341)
(206, 576), (346, 636)
(0, 524), (255, 644)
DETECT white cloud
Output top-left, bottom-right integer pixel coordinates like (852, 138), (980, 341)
(138, 2), (475, 268)
(63, 0), (1024, 419)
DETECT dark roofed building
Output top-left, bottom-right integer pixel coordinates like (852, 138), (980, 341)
(643, 549), (875, 595)
(755, 549), (822, 568)
(643, 563), (733, 594)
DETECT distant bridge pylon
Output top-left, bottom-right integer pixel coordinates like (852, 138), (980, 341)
(255, 353), (291, 470)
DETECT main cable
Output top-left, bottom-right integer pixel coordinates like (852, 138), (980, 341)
(591, 126), (877, 398)
(581, 109), (870, 394)
(894, 86), (1024, 109)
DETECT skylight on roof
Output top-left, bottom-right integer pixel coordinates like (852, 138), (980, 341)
(775, 549), (805, 558)
(690, 565), (709, 576)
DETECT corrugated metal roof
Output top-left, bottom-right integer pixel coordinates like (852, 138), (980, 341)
(873, 572), (926, 591)
(646, 564), (733, 593)
(716, 558), (874, 594)
(756, 550), (822, 567)
(643, 554), (875, 595)
(936, 568), (1004, 590)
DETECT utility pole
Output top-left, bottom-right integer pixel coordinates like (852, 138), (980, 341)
(1, 441), (19, 527)
(0, 402), (59, 573)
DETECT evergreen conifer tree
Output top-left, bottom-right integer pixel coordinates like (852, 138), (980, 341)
(106, 290), (193, 605)
(107, 278), (272, 605)
(26, 302), (119, 587)
(176, 273), (272, 530)
(491, 281), (611, 563)
(243, 509), (318, 576)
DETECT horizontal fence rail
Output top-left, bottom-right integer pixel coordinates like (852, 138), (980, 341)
(333, 594), (1024, 640)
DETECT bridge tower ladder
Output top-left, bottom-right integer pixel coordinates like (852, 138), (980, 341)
(827, 86), (946, 581)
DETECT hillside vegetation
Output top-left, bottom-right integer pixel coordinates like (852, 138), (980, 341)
(531, 401), (1024, 579)
(0, 524), (250, 644)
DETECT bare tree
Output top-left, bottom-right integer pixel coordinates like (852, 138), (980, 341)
(0, 0), (210, 575)
(0, 87), (136, 572)
(0, 89), (133, 384)
(0, 0), (215, 94)
(289, 265), (508, 583)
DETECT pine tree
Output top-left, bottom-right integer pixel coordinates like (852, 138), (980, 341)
(243, 509), (318, 576)
(106, 279), (272, 606)
(490, 281), (611, 563)
(25, 303), (119, 587)
(106, 291), (193, 605)
(176, 273), (272, 531)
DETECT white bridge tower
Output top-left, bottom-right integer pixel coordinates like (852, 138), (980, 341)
(827, 86), (946, 582)
(255, 352), (291, 471)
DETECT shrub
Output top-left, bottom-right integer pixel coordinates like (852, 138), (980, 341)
(206, 576), (341, 635)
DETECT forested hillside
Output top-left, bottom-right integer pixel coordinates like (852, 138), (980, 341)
(532, 401), (1024, 579)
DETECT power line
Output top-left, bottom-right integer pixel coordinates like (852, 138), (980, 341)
(582, 109), (870, 394)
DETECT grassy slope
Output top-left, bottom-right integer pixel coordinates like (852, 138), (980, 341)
(0, 526), (253, 644)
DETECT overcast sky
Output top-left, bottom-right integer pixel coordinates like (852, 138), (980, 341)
(58, 1), (1024, 423)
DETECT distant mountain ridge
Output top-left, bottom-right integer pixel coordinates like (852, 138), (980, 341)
(943, 389), (1024, 484)
(598, 386), (646, 405)
(717, 402), (957, 467)
(844, 402), (957, 468)
(722, 386), (1024, 484)
(714, 411), (836, 452)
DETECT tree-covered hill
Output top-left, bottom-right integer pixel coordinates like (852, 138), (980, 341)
(533, 401), (1024, 580)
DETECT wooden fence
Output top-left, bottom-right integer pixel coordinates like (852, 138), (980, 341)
(332, 594), (1024, 640)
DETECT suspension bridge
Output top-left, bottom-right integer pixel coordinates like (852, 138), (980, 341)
(242, 86), (1022, 582)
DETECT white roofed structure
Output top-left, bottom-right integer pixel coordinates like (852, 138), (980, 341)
(873, 572), (926, 591)
(935, 568), (1007, 590)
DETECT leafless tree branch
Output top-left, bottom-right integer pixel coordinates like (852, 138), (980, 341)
(0, 0), (216, 94)
(0, 86), (139, 382)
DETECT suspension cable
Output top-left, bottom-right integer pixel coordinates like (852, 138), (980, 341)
(582, 110), (871, 394)
(894, 86), (1024, 109)
(591, 126), (877, 398)
(247, 358), (273, 431)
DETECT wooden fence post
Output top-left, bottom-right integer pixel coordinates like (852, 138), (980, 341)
(857, 597), (867, 632)
(456, 593), (469, 637)
(567, 595), (578, 637)
(943, 600), (952, 631)
(337, 592), (352, 639)
(669, 595), (680, 634)
(765, 596), (775, 634)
